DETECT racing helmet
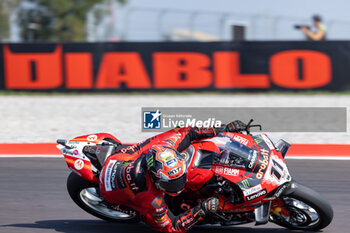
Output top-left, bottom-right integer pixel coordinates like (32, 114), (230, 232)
(146, 145), (187, 195)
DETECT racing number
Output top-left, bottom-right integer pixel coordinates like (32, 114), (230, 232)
(270, 160), (284, 181)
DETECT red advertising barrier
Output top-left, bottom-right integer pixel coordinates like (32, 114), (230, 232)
(0, 41), (347, 91)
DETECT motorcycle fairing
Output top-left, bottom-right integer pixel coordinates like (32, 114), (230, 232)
(183, 142), (219, 192)
(200, 133), (291, 203)
(69, 133), (120, 144)
(57, 133), (119, 183)
(57, 141), (99, 183)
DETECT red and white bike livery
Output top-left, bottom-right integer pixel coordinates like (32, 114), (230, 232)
(57, 121), (333, 231)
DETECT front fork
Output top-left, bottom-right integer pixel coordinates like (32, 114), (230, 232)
(269, 181), (299, 220)
(270, 198), (291, 218)
(268, 181), (299, 223)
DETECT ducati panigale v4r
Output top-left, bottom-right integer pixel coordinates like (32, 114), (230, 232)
(57, 120), (333, 231)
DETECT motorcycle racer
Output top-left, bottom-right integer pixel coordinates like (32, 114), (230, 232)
(99, 120), (246, 233)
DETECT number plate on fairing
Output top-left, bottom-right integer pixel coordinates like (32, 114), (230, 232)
(210, 133), (291, 202)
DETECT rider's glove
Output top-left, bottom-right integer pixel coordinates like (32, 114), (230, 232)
(201, 197), (220, 215)
(225, 120), (247, 133)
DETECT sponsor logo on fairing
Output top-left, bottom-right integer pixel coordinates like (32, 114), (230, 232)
(261, 134), (275, 150)
(62, 148), (74, 156)
(248, 150), (258, 169)
(256, 148), (270, 179)
(223, 167), (239, 176)
(254, 137), (263, 144)
(273, 183), (290, 198)
(241, 179), (250, 188)
(87, 134), (98, 141)
(74, 159), (84, 170)
(246, 189), (267, 201)
(233, 135), (249, 145)
(243, 184), (263, 196)
(215, 166), (224, 174)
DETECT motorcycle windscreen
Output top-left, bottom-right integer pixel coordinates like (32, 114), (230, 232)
(215, 135), (256, 168)
(211, 135), (268, 186)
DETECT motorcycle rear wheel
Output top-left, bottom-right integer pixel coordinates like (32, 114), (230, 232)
(274, 183), (333, 231)
(67, 172), (137, 223)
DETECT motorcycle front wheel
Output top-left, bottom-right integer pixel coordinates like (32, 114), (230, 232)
(66, 172), (138, 223)
(272, 183), (333, 231)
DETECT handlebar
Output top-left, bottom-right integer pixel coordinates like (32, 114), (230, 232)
(57, 139), (67, 146)
(57, 139), (74, 149)
(245, 119), (262, 135)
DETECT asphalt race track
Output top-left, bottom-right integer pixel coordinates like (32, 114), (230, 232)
(0, 158), (349, 233)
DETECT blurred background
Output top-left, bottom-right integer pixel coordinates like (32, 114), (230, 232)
(0, 0), (350, 144)
(1, 0), (350, 42)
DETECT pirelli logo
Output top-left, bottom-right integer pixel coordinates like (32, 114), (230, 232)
(2, 45), (333, 91)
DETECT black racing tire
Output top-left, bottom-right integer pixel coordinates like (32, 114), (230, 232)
(67, 172), (138, 223)
(276, 183), (333, 231)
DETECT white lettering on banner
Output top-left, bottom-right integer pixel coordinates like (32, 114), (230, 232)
(243, 184), (263, 196)
(233, 135), (249, 145)
(162, 118), (221, 128)
(261, 134), (275, 150)
(104, 160), (117, 191)
(223, 167), (239, 176)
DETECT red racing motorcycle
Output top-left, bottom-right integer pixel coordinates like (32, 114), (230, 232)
(57, 120), (333, 231)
